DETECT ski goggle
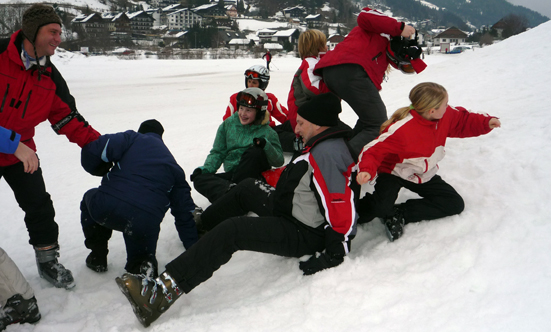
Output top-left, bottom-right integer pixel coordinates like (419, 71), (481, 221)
(244, 70), (261, 79)
(236, 92), (268, 109)
(386, 50), (415, 75)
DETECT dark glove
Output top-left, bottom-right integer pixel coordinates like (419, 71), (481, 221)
(299, 252), (344, 275)
(253, 137), (266, 149)
(190, 167), (202, 182)
(90, 161), (113, 177)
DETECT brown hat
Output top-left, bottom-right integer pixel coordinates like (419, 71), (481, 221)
(22, 4), (62, 43)
(297, 93), (342, 127)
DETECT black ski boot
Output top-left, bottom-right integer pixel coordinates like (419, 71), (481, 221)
(116, 271), (183, 327)
(34, 243), (75, 289)
(0, 294), (41, 330)
(382, 205), (406, 242)
(86, 250), (108, 273)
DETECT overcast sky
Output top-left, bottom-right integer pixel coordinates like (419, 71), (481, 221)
(506, 0), (551, 18)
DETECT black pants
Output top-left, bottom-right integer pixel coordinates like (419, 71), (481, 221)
(165, 215), (325, 294)
(357, 173), (465, 224)
(0, 162), (58, 246)
(193, 146), (270, 203)
(80, 189), (161, 273)
(201, 178), (275, 231)
(322, 64), (388, 156)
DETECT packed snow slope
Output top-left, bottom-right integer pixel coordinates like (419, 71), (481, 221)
(2, 21), (551, 332)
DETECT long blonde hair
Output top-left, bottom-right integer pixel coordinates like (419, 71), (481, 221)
(298, 29), (327, 59)
(380, 82), (448, 133)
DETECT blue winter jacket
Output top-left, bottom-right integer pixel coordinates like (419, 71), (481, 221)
(0, 125), (20, 154)
(81, 130), (197, 248)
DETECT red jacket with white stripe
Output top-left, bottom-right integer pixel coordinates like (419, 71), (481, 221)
(314, 7), (404, 90)
(287, 55), (331, 129)
(223, 91), (288, 127)
(0, 31), (100, 167)
(357, 106), (495, 184)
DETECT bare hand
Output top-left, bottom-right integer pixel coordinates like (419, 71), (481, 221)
(14, 142), (39, 174)
(356, 172), (372, 185)
(401, 25), (416, 38)
(489, 118), (501, 129)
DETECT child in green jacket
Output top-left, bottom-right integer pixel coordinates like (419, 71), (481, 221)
(191, 88), (284, 203)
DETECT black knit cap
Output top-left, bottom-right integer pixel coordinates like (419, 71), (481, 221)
(138, 119), (164, 137)
(297, 93), (342, 127)
(22, 4), (62, 43)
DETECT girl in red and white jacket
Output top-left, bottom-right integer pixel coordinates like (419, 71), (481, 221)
(355, 82), (501, 242)
(287, 29), (331, 130)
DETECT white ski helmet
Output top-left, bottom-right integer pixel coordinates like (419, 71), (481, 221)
(244, 65), (270, 90)
(236, 87), (269, 122)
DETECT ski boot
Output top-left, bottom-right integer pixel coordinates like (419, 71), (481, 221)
(381, 205), (406, 242)
(0, 294), (41, 330)
(34, 243), (75, 289)
(86, 250), (108, 273)
(116, 271), (183, 327)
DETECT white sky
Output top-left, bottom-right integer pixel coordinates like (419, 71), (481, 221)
(506, 0), (551, 18)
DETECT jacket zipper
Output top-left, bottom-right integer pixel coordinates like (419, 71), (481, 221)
(0, 84), (8, 113)
(22, 90), (32, 119)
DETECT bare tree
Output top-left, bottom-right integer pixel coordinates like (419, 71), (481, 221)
(479, 33), (494, 46)
(501, 13), (529, 39)
(0, 2), (28, 37)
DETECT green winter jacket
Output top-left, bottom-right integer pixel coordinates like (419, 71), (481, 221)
(201, 112), (284, 174)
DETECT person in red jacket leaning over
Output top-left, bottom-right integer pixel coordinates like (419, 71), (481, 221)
(355, 82), (501, 242)
(0, 4), (100, 289)
(315, 7), (420, 156)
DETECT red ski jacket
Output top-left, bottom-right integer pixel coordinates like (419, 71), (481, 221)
(357, 106), (495, 184)
(0, 31), (100, 167)
(314, 7), (404, 90)
(287, 55), (330, 129)
(223, 91), (288, 127)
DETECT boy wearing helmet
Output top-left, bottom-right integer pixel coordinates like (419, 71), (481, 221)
(192, 88), (284, 203)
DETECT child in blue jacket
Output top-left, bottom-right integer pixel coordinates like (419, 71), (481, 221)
(80, 120), (198, 277)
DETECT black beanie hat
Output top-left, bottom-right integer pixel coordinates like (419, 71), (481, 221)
(22, 4), (62, 43)
(297, 93), (341, 127)
(138, 119), (164, 137)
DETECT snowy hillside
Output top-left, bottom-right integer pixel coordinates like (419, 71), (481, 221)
(2, 20), (551, 332)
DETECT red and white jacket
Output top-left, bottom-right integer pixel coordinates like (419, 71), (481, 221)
(287, 54), (331, 129)
(223, 92), (288, 127)
(357, 106), (495, 184)
(314, 7), (404, 90)
(0, 31), (100, 167)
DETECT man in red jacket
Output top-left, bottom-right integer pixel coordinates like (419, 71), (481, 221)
(0, 4), (100, 289)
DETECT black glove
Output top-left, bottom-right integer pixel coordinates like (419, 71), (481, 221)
(190, 167), (202, 182)
(299, 252), (344, 275)
(90, 161), (113, 177)
(253, 137), (266, 149)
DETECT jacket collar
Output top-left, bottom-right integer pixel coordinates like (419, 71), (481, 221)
(301, 121), (353, 154)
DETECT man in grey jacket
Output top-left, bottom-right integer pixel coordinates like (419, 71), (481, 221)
(115, 93), (359, 327)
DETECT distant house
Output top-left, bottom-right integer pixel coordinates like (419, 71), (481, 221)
(491, 19), (508, 38)
(327, 34), (344, 50)
(192, 3), (228, 18)
(72, 13), (108, 39)
(305, 14), (324, 28)
(162, 30), (188, 47)
(257, 29), (277, 43)
(228, 38), (252, 50)
(282, 6), (307, 18)
(167, 8), (203, 29)
(127, 11), (155, 35)
(271, 28), (300, 47)
(225, 4), (237, 18)
(433, 27), (468, 52)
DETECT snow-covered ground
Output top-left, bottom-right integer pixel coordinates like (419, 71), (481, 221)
(2, 20), (551, 332)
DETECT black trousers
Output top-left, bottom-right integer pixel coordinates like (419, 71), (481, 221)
(357, 173), (465, 224)
(0, 162), (58, 246)
(273, 120), (297, 153)
(193, 146), (270, 203)
(80, 188), (161, 273)
(165, 215), (325, 294)
(322, 64), (388, 156)
(201, 178), (274, 231)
